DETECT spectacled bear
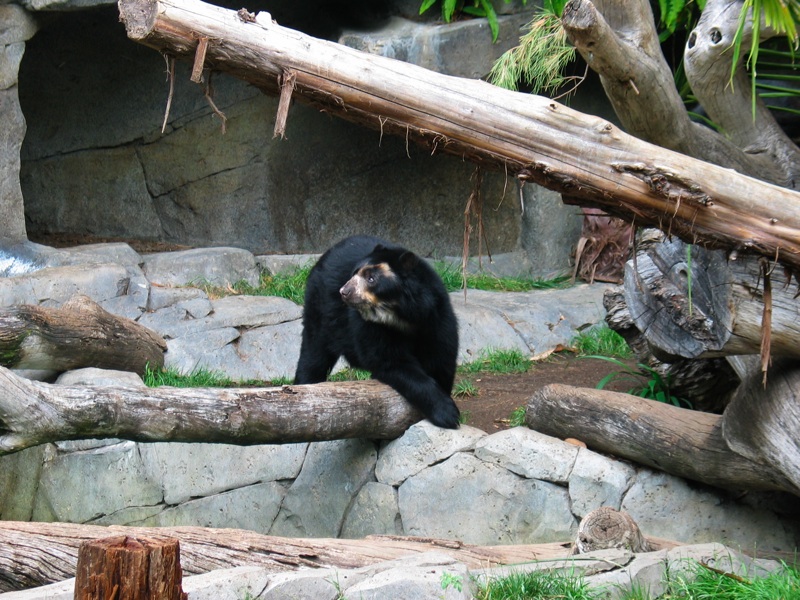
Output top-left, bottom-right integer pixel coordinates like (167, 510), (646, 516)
(294, 235), (461, 429)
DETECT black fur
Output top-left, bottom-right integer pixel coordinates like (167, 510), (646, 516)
(294, 235), (461, 428)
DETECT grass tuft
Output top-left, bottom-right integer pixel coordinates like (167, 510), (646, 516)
(571, 325), (632, 359)
(459, 348), (532, 374)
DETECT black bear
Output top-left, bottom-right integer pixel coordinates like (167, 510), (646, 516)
(294, 235), (461, 429)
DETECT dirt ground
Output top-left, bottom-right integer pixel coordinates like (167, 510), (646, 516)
(30, 232), (633, 434)
(453, 355), (632, 433)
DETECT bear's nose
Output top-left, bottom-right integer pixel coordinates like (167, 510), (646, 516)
(340, 284), (351, 299)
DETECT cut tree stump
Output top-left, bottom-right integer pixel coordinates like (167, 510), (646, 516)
(74, 536), (187, 600)
(0, 295), (166, 375)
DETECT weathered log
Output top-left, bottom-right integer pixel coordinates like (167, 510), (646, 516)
(116, 0), (800, 271)
(623, 237), (800, 360)
(74, 536), (187, 600)
(0, 295), (166, 375)
(573, 507), (650, 554)
(722, 358), (800, 493)
(525, 383), (800, 496)
(0, 521), (684, 592)
(603, 285), (739, 413)
(0, 366), (419, 455)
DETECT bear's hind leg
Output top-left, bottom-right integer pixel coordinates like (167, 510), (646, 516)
(294, 335), (338, 384)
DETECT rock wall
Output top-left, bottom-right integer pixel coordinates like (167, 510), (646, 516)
(9, 0), (587, 275)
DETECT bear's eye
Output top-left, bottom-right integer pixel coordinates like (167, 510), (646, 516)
(367, 276), (375, 283)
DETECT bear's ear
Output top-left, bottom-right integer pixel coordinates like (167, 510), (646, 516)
(397, 250), (419, 273)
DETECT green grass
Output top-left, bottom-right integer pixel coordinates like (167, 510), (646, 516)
(433, 261), (572, 293)
(143, 365), (283, 387)
(459, 348), (532, 374)
(475, 560), (800, 599)
(327, 367), (371, 382)
(453, 379), (479, 398)
(571, 325), (632, 359)
(508, 406), (526, 427)
(194, 264), (313, 304)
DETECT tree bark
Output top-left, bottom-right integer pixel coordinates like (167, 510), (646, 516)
(74, 536), (187, 600)
(622, 236), (800, 361)
(722, 358), (800, 492)
(0, 520), (680, 592)
(0, 366), (420, 455)
(525, 383), (800, 496)
(561, 0), (769, 180)
(0, 295), (166, 375)
(116, 0), (800, 271)
(683, 0), (800, 189)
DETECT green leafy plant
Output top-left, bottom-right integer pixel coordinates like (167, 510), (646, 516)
(440, 571), (464, 592)
(508, 405), (526, 427)
(589, 356), (691, 408)
(419, 0), (528, 42)
(489, 7), (575, 93)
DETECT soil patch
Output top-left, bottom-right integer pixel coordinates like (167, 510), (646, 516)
(454, 354), (633, 434)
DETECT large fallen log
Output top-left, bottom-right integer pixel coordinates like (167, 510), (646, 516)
(0, 295), (166, 375)
(0, 521), (677, 592)
(117, 0), (800, 271)
(0, 366), (419, 455)
(525, 382), (800, 497)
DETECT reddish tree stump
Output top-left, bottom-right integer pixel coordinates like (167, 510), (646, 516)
(74, 536), (187, 600)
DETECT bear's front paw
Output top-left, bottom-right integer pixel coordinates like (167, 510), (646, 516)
(428, 400), (461, 429)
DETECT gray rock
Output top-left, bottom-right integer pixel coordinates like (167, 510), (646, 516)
(139, 441), (307, 504)
(451, 298), (529, 363)
(181, 567), (271, 600)
(399, 452), (576, 544)
(474, 426), (580, 484)
(271, 439), (377, 538)
(260, 567), (365, 600)
(55, 368), (145, 388)
(622, 469), (799, 551)
(141, 247), (261, 288)
(147, 284), (208, 311)
(137, 482), (288, 532)
(341, 482), (402, 538)
(344, 552), (473, 600)
(375, 421), (486, 486)
(257, 253), (319, 275)
(224, 320), (303, 381)
(48, 243), (143, 269)
(0, 444), (47, 521)
(0, 263), (135, 308)
(0, 6), (38, 45)
(569, 449), (637, 518)
(1, 88), (28, 243)
(31, 441), (163, 523)
(463, 285), (612, 356)
(340, 12), (533, 79)
(163, 327), (242, 375)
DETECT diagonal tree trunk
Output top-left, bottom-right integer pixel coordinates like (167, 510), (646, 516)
(117, 0), (800, 272)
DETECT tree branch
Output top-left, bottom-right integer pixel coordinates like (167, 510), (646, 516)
(684, 0), (800, 189)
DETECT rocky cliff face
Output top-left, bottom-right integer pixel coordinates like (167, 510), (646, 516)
(6, 0), (587, 273)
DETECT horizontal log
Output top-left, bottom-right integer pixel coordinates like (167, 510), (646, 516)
(525, 383), (799, 496)
(0, 366), (420, 455)
(117, 0), (800, 271)
(0, 295), (166, 375)
(0, 521), (679, 591)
